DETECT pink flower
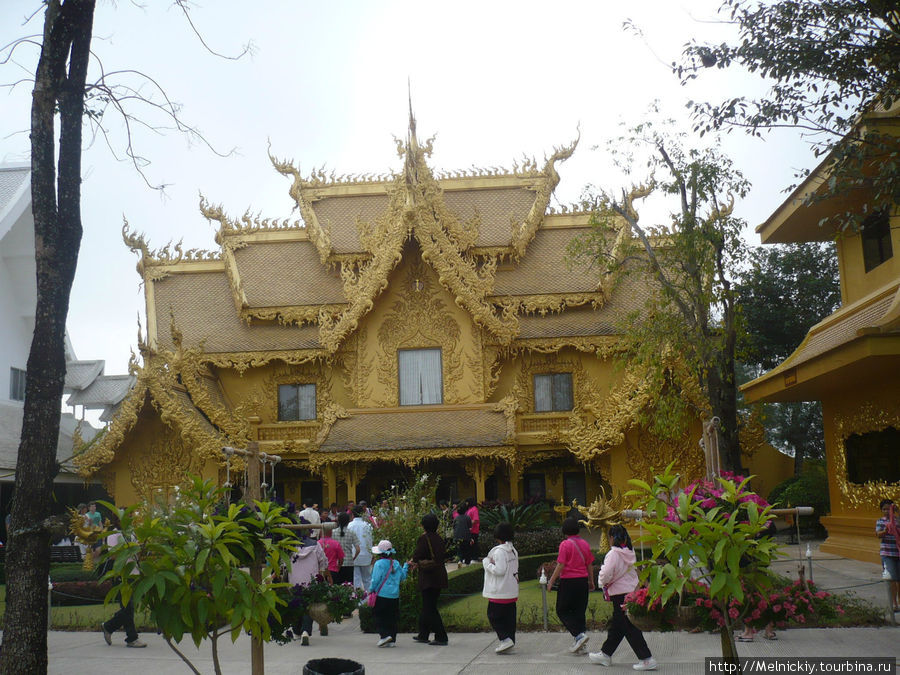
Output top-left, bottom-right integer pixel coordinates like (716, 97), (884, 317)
(757, 599), (768, 610)
(729, 608), (739, 619)
(773, 605), (781, 613)
(751, 609), (761, 620)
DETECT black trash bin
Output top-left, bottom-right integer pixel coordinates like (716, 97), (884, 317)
(303, 658), (364, 675)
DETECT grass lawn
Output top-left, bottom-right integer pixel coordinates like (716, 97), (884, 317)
(441, 579), (612, 631)
(0, 586), (156, 632)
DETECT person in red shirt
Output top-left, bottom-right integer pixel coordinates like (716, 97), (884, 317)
(466, 497), (480, 552)
(547, 517), (595, 654)
(318, 526), (345, 576)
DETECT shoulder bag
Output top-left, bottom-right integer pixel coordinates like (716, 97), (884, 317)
(367, 560), (393, 608)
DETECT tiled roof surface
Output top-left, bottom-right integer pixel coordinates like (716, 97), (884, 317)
(318, 407), (508, 452)
(310, 194), (389, 254)
(0, 405), (97, 472)
(774, 291), (898, 374)
(515, 273), (652, 339)
(234, 241), (346, 307)
(64, 360), (105, 391)
(154, 271), (321, 353)
(443, 187), (535, 248)
(66, 375), (135, 407)
(493, 228), (599, 296)
(0, 165), (28, 216)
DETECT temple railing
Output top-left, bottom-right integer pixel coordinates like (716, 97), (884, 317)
(256, 422), (318, 442)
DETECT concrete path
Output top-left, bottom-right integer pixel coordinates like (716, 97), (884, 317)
(48, 623), (900, 674)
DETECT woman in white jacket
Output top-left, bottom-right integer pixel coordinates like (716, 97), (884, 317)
(588, 524), (657, 671)
(482, 522), (519, 654)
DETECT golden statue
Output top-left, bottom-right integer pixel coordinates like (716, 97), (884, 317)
(554, 498), (578, 522)
(68, 507), (106, 571)
(578, 486), (626, 554)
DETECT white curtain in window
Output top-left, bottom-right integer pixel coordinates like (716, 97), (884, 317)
(399, 348), (442, 405)
(298, 383), (316, 420)
(533, 374), (552, 412)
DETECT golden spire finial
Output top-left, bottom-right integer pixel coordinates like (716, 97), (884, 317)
(407, 78), (419, 159)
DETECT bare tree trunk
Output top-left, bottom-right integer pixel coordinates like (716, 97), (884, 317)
(0, 2), (95, 672)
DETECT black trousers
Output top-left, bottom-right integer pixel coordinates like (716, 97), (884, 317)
(556, 577), (589, 637)
(103, 598), (139, 643)
(487, 600), (516, 643)
(456, 538), (473, 564)
(600, 593), (651, 660)
(416, 587), (448, 642)
(373, 595), (400, 640)
(336, 565), (354, 585)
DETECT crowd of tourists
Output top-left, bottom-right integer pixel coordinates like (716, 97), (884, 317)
(274, 495), (657, 669)
(94, 492), (900, 672)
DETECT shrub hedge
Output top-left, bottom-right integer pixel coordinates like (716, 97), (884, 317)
(475, 528), (563, 558)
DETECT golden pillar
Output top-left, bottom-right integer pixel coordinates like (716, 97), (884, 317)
(324, 464), (337, 507)
(464, 459), (494, 504)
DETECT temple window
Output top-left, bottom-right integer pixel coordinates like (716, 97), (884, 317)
(277, 383), (316, 421)
(844, 426), (900, 484)
(564, 472), (587, 505)
(398, 348), (443, 405)
(533, 372), (574, 412)
(861, 211), (893, 272)
(523, 473), (546, 499)
(9, 367), (26, 401)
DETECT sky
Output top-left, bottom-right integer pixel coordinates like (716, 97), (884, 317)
(0, 1), (818, 378)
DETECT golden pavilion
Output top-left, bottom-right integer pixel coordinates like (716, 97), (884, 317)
(742, 104), (900, 563)
(76, 119), (785, 508)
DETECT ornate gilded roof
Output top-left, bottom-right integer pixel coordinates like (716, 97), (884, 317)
(153, 271), (322, 354)
(123, 119), (649, 363)
(317, 406), (511, 454)
(73, 339), (245, 477)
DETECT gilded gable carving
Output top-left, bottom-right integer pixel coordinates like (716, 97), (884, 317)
(129, 434), (202, 502)
(374, 256), (466, 405)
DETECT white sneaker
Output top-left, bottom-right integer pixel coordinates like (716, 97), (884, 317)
(633, 657), (658, 671)
(377, 636), (392, 647)
(589, 651), (611, 666)
(570, 633), (589, 653)
(495, 638), (514, 653)
(300, 631), (310, 646)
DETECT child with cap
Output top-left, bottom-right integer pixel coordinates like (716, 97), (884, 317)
(368, 539), (409, 647)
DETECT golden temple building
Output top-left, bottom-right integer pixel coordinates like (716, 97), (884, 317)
(742, 104), (900, 563)
(76, 119), (786, 509)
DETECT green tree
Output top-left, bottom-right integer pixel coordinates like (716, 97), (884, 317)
(571, 122), (750, 473)
(678, 0), (900, 228)
(736, 243), (842, 474)
(100, 479), (298, 675)
(627, 464), (779, 662)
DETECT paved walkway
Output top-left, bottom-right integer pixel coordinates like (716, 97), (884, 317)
(42, 540), (900, 673)
(47, 624), (900, 674)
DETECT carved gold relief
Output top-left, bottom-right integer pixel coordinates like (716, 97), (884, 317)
(625, 427), (704, 486)
(129, 435), (202, 502)
(833, 402), (900, 509)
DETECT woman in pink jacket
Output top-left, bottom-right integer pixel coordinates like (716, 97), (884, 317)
(588, 525), (657, 671)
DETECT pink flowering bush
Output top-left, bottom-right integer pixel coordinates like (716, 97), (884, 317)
(627, 463), (779, 659)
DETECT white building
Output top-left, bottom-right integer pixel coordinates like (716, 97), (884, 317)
(0, 162), (117, 533)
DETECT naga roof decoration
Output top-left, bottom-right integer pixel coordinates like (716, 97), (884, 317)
(74, 324), (245, 477)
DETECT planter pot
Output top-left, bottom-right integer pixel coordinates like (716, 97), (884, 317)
(626, 610), (660, 632)
(307, 602), (332, 626)
(674, 605), (699, 630)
